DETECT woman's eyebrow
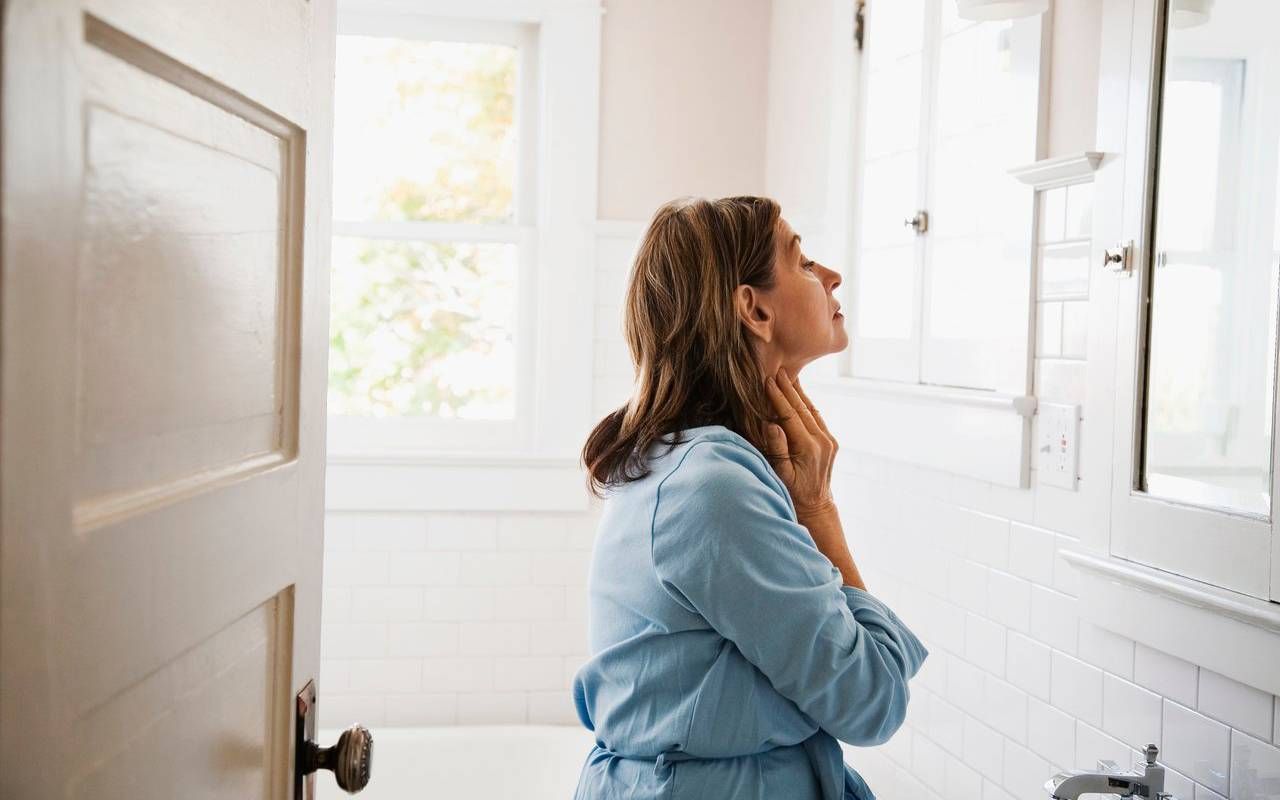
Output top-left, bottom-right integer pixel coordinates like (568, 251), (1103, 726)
(791, 234), (802, 253)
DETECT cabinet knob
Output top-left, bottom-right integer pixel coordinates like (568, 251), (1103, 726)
(903, 210), (929, 234)
(1102, 240), (1132, 274)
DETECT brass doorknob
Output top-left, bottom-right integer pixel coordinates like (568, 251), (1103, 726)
(303, 724), (373, 793)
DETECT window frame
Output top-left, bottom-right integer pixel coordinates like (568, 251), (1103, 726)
(320, 1), (599, 512)
(808, 0), (1048, 489)
(842, 1), (1045, 396)
(327, 15), (538, 453)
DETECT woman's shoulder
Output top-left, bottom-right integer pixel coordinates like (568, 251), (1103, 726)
(647, 426), (803, 573)
(652, 425), (791, 513)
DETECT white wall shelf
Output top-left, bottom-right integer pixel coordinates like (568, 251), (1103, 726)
(1008, 150), (1105, 190)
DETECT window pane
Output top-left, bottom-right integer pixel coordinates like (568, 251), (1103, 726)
(1142, 4), (1272, 516)
(863, 55), (922, 159)
(328, 237), (518, 419)
(855, 245), (916, 339)
(848, 1), (927, 381)
(921, 15), (1033, 392)
(333, 36), (517, 223)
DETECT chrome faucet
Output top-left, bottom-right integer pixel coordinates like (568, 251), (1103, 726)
(1045, 743), (1172, 799)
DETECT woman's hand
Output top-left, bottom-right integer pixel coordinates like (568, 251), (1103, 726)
(763, 367), (839, 519)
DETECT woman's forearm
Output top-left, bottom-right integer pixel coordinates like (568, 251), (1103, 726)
(798, 503), (867, 591)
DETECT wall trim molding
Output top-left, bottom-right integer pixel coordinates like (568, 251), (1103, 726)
(1008, 150), (1105, 189)
(1064, 549), (1280, 696)
(325, 459), (591, 512)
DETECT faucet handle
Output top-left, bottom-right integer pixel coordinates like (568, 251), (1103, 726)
(1144, 744), (1159, 766)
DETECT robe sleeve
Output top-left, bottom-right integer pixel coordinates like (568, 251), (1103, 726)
(649, 439), (928, 747)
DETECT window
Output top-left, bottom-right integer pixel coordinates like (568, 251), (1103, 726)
(846, 0), (1044, 394)
(817, 0), (1047, 489)
(324, 3), (598, 471)
(327, 17), (536, 452)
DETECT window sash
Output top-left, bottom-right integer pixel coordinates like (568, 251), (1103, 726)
(847, 1), (1042, 395)
(326, 227), (539, 448)
(328, 11), (540, 450)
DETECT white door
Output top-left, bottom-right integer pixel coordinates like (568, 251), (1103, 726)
(1, 1), (343, 797)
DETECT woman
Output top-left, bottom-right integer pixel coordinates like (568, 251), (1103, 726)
(571, 195), (927, 800)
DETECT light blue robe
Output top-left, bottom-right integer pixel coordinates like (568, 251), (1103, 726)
(571, 425), (928, 800)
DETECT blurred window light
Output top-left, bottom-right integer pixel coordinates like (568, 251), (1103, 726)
(328, 33), (526, 422)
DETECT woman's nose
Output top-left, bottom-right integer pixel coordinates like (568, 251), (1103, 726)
(824, 266), (842, 292)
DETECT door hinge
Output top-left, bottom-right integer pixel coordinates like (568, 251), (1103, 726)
(854, 0), (866, 51)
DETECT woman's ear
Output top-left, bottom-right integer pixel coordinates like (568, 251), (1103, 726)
(735, 284), (773, 344)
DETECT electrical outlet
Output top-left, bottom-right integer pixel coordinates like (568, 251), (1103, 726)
(1037, 402), (1079, 490)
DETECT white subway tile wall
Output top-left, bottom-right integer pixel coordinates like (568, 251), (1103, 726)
(319, 509), (598, 729)
(832, 186), (1280, 800)
(318, 219), (1280, 799)
(1198, 669), (1275, 741)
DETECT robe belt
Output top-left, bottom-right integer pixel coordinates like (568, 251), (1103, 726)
(592, 742), (762, 778)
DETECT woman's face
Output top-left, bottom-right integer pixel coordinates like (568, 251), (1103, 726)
(738, 216), (848, 373)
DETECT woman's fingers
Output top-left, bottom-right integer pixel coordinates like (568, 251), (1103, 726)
(764, 423), (794, 483)
(764, 374), (811, 451)
(790, 373), (832, 439)
(776, 368), (822, 436)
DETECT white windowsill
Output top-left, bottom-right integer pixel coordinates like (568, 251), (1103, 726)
(327, 450), (578, 467)
(1063, 549), (1280, 696)
(807, 376), (1036, 489)
(324, 451), (590, 513)
(811, 376), (1038, 416)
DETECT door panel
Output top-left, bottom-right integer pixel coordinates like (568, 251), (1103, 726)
(68, 591), (293, 799)
(76, 19), (303, 525)
(2, 1), (335, 797)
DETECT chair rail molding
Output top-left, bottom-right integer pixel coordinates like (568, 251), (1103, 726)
(1064, 548), (1280, 696)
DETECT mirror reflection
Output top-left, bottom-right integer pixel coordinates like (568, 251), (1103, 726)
(1142, 0), (1280, 515)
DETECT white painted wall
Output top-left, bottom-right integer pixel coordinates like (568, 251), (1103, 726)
(596, 0), (772, 220)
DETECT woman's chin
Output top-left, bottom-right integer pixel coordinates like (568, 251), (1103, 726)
(830, 325), (850, 352)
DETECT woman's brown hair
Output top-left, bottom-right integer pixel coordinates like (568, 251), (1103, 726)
(580, 195), (788, 498)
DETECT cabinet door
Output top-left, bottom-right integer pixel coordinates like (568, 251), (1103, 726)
(1109, 0), (1280, 602)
